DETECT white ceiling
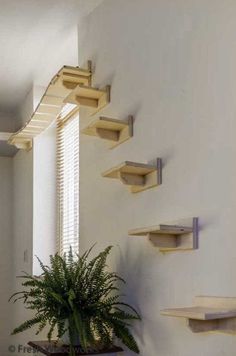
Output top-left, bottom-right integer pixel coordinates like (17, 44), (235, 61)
(0, 0), (103, 113)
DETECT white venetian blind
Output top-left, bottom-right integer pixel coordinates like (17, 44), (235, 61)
(57, 105), (79, 256)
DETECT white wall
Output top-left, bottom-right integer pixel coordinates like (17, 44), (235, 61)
(0, 158), (13, 356)
(11, 149), (34, 352)
(78, 1), (236, 355)
(10, 86), (57, 349)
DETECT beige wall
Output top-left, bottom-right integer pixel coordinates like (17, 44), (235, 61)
(78, 1), (236, 355)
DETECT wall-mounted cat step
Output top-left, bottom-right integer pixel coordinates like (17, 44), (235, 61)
(161, 296), (236, 334)
(129, 217), (198, 252)
(64, 84), (110, 116)
(102, 158), (162, 193)
(56, 62), (92, 89)
(82, 115), (133, 148)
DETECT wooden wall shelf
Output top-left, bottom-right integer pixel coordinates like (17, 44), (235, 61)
(129, 217), (199, 252)
(81, 115), (133, 148)
(161, 296), (236, 334)
(9, 62), (92, 150)
(64, 84), (110, 116)
(56, 63), (92, 89)
(102, 158), (162, 193)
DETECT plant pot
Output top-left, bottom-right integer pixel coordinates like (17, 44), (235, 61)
(61, 331), (80, 346)
(60, 320), (80, 346)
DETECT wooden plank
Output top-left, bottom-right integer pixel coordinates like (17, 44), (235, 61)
(130, 170), (157, 193)
(82, 116), (133, 148)
(62, 80), (80, 90)
(189, 316), (236, 334)
(161, 306), (236, 320)
(23, 127), (45, 133)
(67, 85), (105, 100)
(131, 158), (162, 193)
(11, 138), (32, 151)
(188, 319), (219, 333)
(41, 96), (63, 107)
(96, 128), (119, 142)
(36, 105), (62, 115)
(65, 85), (110, 116)
(47, 85), (71, 98)
(102, 159), (161, 193)
(129, 217), (198, 251)
(28, 121), (51, 128)
(129, 225), (192, 236)
(99, 117), (129, 129)
(17, 132), (36, 138)
(82, 117), (129, 135)
(118, 172), (145, 186)
(102, 161), (157, 179)
(159, 234), (195, 252)
(61, 72), (91, 88)
(148, 233), (177, 248)
(75, 96), (98, 108)
(33, 113), (55, 121)
(59, 64), (92, 77)
(161, 296), (236, 334)
(52, 62), (92, 88)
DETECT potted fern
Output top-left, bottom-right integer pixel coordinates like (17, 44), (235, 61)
(9, 246), (140, 355)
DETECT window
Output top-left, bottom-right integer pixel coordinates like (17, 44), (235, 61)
(57, 105), (79, 256)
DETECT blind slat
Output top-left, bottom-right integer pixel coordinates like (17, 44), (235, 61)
(57, 114), (79, 256)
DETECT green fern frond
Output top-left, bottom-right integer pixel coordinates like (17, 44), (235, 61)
(12, 316), (43, 335)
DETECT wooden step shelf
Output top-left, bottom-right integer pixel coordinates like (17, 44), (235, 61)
(102, 158), (162, 193)
(54, 62), (92, 89)
(9, 61), (92, 150)
(161, 296), (236, 334)
(81, 115), (133, 148)
(129, 217), (199, 252)
(64, 84), (111, 116)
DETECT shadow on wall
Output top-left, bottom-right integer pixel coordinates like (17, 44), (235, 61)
(0, 141), (18, 157)
(115, 242), (180, 355)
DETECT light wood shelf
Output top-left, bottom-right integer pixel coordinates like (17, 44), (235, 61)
(9, 61), (92, 150)
(64, 84), (110, 116)
(54, 63), (92, 89)
(102, 158), (162, 193)
(129, 217), (199, 251)
(81, 115), (133, 148)
(161, 296), (236, 334)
